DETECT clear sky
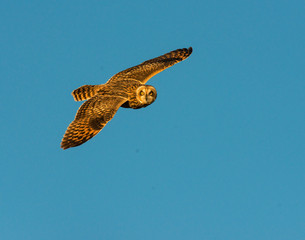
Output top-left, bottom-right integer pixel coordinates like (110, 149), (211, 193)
(1, 0), (304, 239)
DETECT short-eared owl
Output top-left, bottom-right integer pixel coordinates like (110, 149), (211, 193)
(61, 47), (193, 149)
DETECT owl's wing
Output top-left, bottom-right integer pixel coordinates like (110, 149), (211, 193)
(107, 47), (192, 84)
(61, 95), (127, 149)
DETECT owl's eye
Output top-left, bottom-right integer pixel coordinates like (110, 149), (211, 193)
(140, 91), (145, 96)
(149, 91), (154, 96)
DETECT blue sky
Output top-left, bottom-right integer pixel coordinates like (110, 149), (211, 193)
(1, 0), (304, 239)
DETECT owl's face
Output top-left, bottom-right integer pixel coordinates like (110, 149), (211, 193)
(136, 85), (157, 105)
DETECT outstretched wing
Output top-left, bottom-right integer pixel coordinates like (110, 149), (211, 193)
(107, 47), (193, 84)
(61, 95), (127, 149)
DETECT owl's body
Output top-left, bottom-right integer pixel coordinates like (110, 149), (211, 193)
(61, 47), (192, 149)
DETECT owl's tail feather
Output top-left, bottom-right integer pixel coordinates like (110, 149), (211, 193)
(72, 85), (102, 101)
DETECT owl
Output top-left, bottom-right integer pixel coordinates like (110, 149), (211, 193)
(61, 47), (193, 149)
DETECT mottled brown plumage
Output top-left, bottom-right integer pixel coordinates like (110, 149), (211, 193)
(61, 47), (193, 149)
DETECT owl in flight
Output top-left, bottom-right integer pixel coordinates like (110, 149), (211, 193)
(61, 47), (193, 149)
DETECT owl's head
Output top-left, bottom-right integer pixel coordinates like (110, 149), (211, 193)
(136, 85), (157, 105)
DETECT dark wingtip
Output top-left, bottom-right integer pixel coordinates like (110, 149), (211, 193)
(188, 47), (193, 54)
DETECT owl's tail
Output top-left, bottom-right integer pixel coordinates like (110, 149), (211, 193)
(72, 85), (102, 101)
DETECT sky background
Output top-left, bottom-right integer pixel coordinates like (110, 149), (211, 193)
(1, 0), (305, 239)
